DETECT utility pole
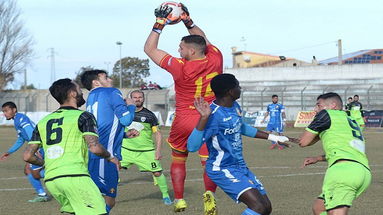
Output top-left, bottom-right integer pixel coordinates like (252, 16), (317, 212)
(49, 48), (56, 84)
(337, 39), (342, 65)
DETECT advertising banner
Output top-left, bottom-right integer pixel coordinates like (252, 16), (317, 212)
(294, 111), (316, 127)
(364, 110), (383, 127)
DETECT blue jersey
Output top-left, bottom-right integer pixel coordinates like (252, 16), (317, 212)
(202, 101), (257, 170)
(7, 113), (35, 154)
(86, 87), (135, 160)
(267, 103), (285, 124)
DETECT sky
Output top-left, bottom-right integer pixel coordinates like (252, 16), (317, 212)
(11, 0), (383, 89)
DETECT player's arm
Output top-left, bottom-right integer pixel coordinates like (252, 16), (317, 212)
(0, 136), (25, 161)
(261, 110), (269, 123)
(144, 4), (172, 66)
(299, 110), (330, 147)
(153, 126), (163, 160)
(187, 97), (211, 152)
(180, 3), (211, 45)
(302, 155), (326, 168)
(113, 91), (135, 126)
(23, 126), (44, 166)
(23, 144), (44, 166)
(79, 112), (120, 168)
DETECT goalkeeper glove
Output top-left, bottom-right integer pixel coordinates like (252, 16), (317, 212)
(180, 3), (195, 29)
(153, 5), (173, 34)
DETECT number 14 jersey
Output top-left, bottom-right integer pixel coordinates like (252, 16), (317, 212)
(160, 44), (223, 114)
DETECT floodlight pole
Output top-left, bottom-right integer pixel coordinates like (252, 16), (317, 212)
(116, 41), (123, 88)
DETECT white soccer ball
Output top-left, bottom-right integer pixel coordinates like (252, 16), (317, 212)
(158, 1), (184, 25)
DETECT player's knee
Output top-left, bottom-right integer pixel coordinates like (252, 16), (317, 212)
(153, 171), (162, 177)
(249, 204), (270, 215)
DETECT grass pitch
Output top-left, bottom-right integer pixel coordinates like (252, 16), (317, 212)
(0, 126), (382, 214)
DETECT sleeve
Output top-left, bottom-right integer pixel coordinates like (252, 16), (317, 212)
(187, 115), (218, 152)
(159, 54), (185, 81)
(110, 89), (135, 126)
(150, 112), (159, 127)
(78, 111), (98, 136)
(241, 122), (258, 137)
(267, 105), (270, 112)
(7, 137), (25, 154)
(306, 110), (331, 134)
(29, 126), (42, 145)
(360, 103), (365, 117)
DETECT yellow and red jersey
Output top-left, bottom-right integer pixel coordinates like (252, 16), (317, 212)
(160, 44), (223, 114)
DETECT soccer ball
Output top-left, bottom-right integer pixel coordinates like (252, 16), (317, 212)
(158, 1), (184, 25)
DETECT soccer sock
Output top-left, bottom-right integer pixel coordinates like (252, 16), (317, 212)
(106, 204), (111, 214)
(242, 208), (261, 215)
(201, 160), (217, 192)
(170, 151), (188, 199)
(27, 173), (46, 196)
(155, 173), (170, 198)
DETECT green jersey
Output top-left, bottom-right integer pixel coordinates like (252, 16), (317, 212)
(122, 107), (159, 151)
(349, 101), (364, 119)
(306, 109), (369, 169)
(29, 107), (98, 181)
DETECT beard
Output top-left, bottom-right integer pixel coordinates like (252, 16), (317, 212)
(76, 94), (86, 107)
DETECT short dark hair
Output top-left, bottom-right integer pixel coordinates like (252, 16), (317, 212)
(181, 35), (207, 55)
(348, 97), (353, 100)
(80, 69), (107, 91)
(272, 95), (278, 98)
(49, 78), (77, 105)
(211, 74), (238, 98)
(2, 101), (17, 110)
(354, 95), (359, 98)
(317, 92), (343, 109)
(130, 89), (145, 99)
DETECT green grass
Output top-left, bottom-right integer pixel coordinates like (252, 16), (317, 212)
(0, 126), (382, 214)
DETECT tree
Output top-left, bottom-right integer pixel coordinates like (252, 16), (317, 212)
(112, 57), (150, 88)
(0, 0), (34, 90)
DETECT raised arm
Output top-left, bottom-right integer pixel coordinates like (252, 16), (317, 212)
(180, 3), (211, 45)
(144, 4), (172, 66)
(187, 97), (211, 152)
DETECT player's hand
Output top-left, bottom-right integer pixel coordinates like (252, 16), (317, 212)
(109, 157), (121, 171)
(154, 4), (172, 25)
(125, 98), (135, 106)
(194, 97), (211, 119)
(126, 129), (139, 138)
(301, 157), (320, 168)
(0, 153), (10, 161)
(180, 3), (195, 29)
(180, 3), (190, 20)
(287, 136), (300, 144)
(155, 150), (162, 160)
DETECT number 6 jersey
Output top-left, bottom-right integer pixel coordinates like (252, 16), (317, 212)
(29, 107), (98, 181)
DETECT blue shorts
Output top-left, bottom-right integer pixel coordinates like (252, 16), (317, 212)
(88, 158), (119, 198)
(206, 166), (266, 203)
(266, 122), (283, 133)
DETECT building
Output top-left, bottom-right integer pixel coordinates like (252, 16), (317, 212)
(320, 49), (383, 65)
(231, 47), (312, 68)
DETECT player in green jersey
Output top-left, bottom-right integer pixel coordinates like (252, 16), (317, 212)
(298, 92), (371, 215)
(349, 95), (366, 130)
(23, 78), (120, 214)
(121, 90), (171, 205)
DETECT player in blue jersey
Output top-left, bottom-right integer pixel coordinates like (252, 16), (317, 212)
(80, 70), (136, 213)
(1, 102), (49, 202)
(261, 95), (286, 150)
(187, 74), (293, 215)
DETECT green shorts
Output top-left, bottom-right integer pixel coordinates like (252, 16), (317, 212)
(121, 148), (163, 172)
(45, 176), (106, 214)
(319, 161), (371, 211)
